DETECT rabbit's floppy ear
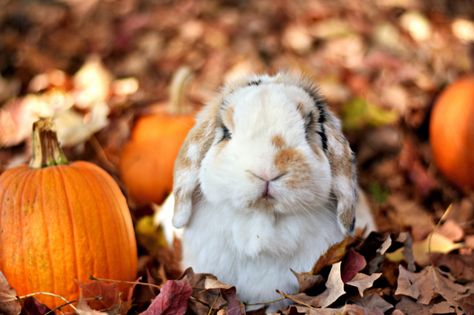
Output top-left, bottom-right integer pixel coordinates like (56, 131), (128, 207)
(277, 73), (358, 233)
(172, 97), (221, 228)
(294, 76), (358, 234)
(322, 112), (358, 234)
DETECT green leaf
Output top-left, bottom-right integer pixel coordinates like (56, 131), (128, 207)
(342, 98), (398, 130)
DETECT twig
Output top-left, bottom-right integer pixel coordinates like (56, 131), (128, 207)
(428, 204), (453, 265)
(276, 290), (315, 309)
(89, 275), (162, 290)
(16, 291), (78, 312)
(207, 291), (221, 315)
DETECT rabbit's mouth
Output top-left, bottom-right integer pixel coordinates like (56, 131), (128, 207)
(248, 194), (277, 210)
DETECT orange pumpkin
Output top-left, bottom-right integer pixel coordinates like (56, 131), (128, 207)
(119, 67), (195, 205)
(430, 76), (474, 189)
(0, 119), (137, 309)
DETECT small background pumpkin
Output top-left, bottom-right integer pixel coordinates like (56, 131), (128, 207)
(119, 67), (196, 205)
(0, 119), (138, 309)
(429, 76), (474, 189)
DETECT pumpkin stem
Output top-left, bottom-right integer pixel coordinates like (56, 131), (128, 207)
(169, 66), (193, 115)
(30, 118), (69, 169)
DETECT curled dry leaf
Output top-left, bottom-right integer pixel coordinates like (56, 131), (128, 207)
(278, 263), (346, 310)
(312, 237), (355, 275)
(291, 269), (324, 292)
(341, 249), (367, 283)
(0, 272), (21, 315)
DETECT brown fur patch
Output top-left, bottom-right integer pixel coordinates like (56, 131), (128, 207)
(338, 205), (354, 230)
(176, 156), (192, 170)
(271, 135), (286, 149)
(274, 148), (300, 171)
(223, 107), (234, 129)
(274, 148), (312, 189)
(296, 102), (305, 118)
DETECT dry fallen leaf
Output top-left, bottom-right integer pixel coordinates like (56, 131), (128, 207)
(395, 265), (473, 312)
(312, 237), (354, 275)
(140, 279), (192, 315)
(0, 272), (21, 315)
(291, 269), (324, 292)
(431, 253), (474, 281)
(346, 273), (382, 297)
(312, 262), (346, 308)
(341, 249), (367, 283)
(78, 280), (122, 312)
(353, 294), (393, 313)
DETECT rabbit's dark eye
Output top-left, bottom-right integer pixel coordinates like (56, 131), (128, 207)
(220, 125), (232, 141)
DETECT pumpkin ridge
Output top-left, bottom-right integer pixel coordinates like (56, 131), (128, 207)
(38, 168), (57, 307)
(56, 166), (80, 298)
(0, 167), (29, 292)
(0, 168), (25, 259)
(78, 164), (112, 277)
(17, 168), (35, 297)
(65, 165), (94, 283)
(90, 163), (137, 280)
(83, 164), (126, 277)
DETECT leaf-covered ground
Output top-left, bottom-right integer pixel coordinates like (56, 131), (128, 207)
(0, 0), (473, 314)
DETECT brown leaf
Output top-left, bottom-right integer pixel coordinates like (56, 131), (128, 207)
(283, 262), (346, 309)
(20, 297), (52, 315)
(0, 272), (21, 315)
(78, 280), (122, 312)
(341, 249), (367, 283)
(140, 279), (192, 315)
(432, 253), (474, 281)
(181, 268), (244, 314)
(291, 270), (324, 292)
(312, 237), (354, 275)
(395, 297), (430, 315)
(317, 262), (346, 308)
(353, 294), (393, 313)
(395, 265), (472, 310)
(346, 273), (382, 297)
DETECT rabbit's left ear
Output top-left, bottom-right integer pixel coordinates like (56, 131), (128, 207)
(321, 111), (358, 234)
(172, 99), (220, 228)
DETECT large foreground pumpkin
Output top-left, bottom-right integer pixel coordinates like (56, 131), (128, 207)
(430, 76), (474, 189)
(0, 119), (137, 309)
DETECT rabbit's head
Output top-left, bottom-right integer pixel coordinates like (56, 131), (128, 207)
(173, 73), (357, 234)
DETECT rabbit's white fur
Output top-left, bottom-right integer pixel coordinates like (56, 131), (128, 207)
(172, 73), (358, 310)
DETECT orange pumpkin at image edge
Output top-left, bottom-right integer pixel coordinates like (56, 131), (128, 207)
(119, 67), (195, 205)
(430, 76), (474, 189)
(0, 119), (138, 309)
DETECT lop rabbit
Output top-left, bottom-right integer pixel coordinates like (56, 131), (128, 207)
(172, 73), (362, 310)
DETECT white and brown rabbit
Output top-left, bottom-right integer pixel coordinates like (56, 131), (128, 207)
(172, 73), (364, 310)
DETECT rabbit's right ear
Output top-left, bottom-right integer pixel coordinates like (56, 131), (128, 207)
(172, 99), (220, 228)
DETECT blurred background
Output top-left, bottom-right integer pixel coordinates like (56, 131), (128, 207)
(0, 0), (473, 274)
